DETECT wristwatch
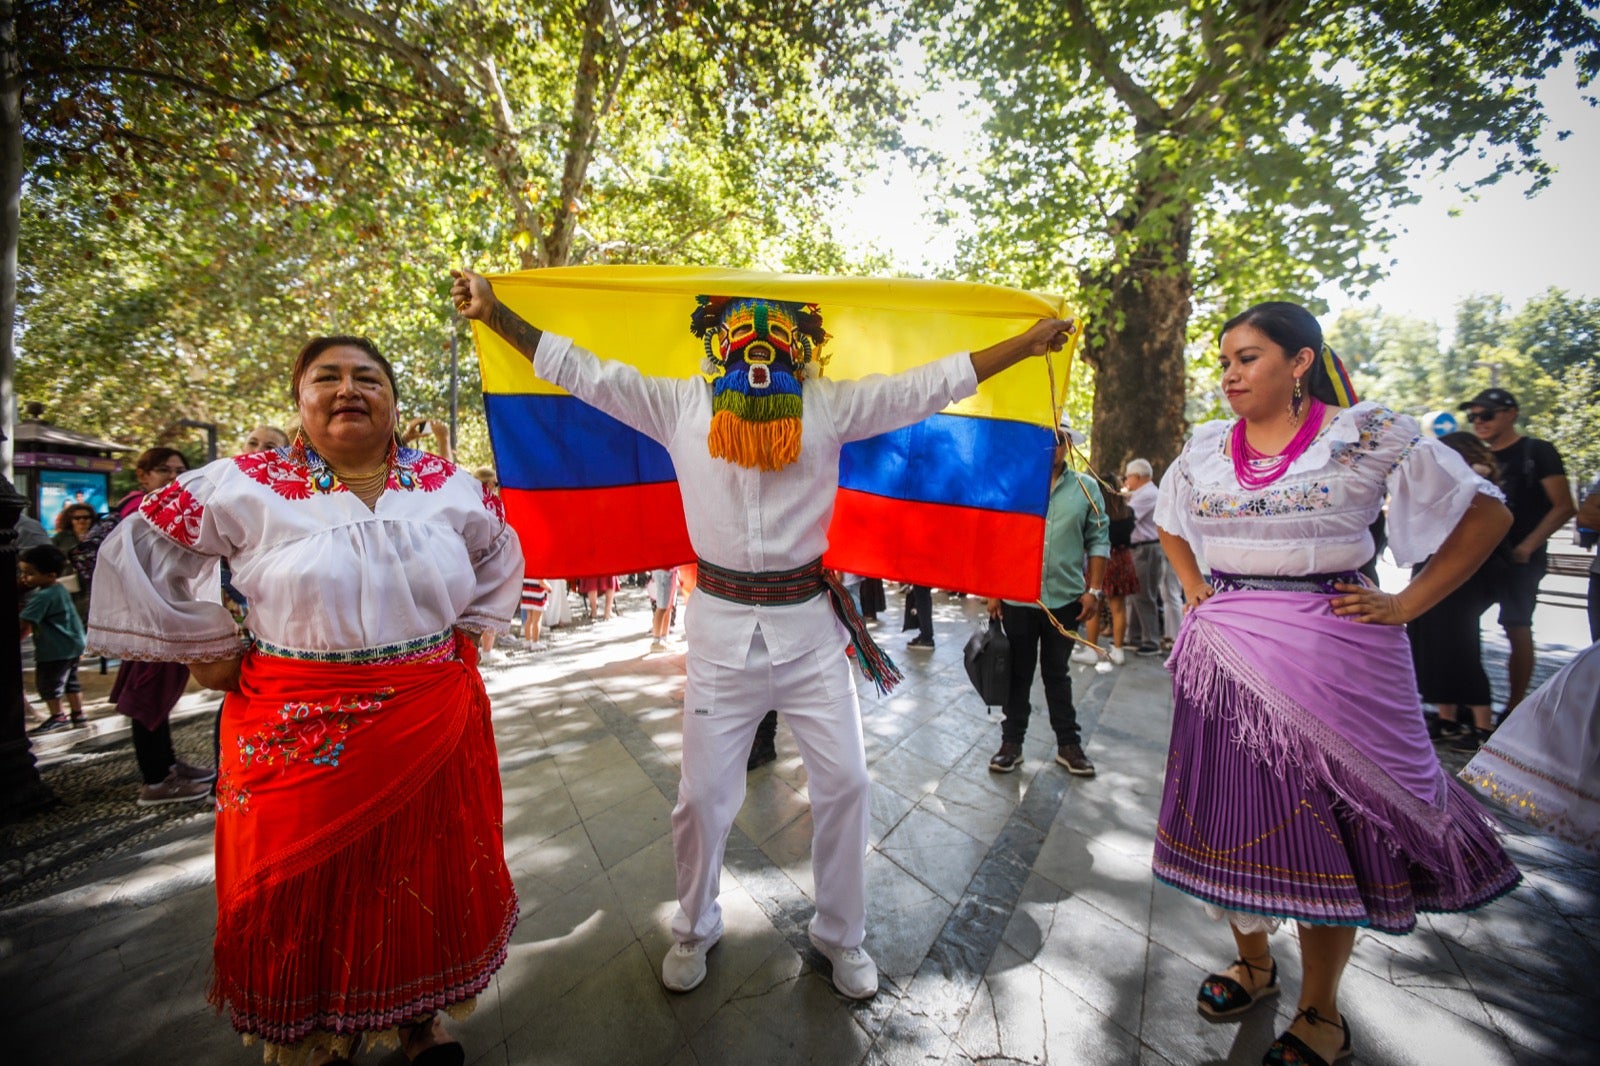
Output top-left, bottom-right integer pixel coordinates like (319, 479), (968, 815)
(1087, 587), (1104, 599)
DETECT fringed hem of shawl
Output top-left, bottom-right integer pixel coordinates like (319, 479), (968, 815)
(1169, 620), (1512, 895)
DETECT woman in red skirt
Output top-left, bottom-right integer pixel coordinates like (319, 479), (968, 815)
(89, 336), (523, 1065)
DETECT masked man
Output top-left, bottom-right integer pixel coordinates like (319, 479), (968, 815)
(451, 269), (1072, 999)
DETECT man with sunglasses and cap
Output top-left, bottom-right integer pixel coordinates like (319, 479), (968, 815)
(1460, 387), (1575, 721)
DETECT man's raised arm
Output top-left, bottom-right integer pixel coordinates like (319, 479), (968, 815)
(451, 269), (544, 366)
(969, 318), (1077, 384)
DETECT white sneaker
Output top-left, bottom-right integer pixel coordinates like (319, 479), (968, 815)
(661, 934), (719, 992)
(1070, 645), (1099, 665)
(1108, 645), (1126, 666)
(808, 928), (879, 999)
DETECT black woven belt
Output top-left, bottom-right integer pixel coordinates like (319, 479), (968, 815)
(1209, 570), (1363, 594)
(695, 557), (827, 607)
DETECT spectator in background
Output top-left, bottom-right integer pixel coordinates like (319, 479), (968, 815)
(1460, 388), (1576, 715)
(580, 573), (619, 620)
(401, 415), (453, 461)
(242, 425), (289, 453)
(1076, 470), (1135, 666)
(903, 584), (935, 649)
(51, 502), (97, 621)
(987, 421), (1109, 777)
(857, 575), (886, 623)
(20, 544), (88, 733)
(1405, 432), (1502, 750)
(648, 566), (680, 651)
(473, 466), (508, 662)
(103, 446), (215, 806)
(1123, 458), (1162, 655)
(1578, 477), (1600, 642)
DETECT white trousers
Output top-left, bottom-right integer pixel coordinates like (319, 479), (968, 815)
(670, 630), (870, 950)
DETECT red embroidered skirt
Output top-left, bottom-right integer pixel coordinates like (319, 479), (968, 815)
(209, 632), (518, 1045)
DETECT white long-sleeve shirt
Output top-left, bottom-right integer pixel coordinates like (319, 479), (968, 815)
(538, 333), (977, 668)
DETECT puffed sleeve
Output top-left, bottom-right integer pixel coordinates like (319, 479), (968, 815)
(537, 332), (695, 445)
(85, 468), (245, 663)
(454, 475), (525, 635)
(1379, 411), (1504, 567)
(1155, 436), (1201, 543)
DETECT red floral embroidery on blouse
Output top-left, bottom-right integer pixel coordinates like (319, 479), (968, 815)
(408, 451), (454, 492)
(235, 450), (312, 500)
(140, 482), (205, 546)
(481, 483), (506, 522)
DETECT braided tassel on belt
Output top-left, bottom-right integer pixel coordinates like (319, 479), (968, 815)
(822, 572), (903, 696)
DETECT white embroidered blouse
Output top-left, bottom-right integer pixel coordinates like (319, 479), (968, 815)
(1154, 402), (1500, 577)
(86, 446), (524, 662)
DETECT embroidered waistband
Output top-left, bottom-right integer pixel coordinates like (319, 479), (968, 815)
(695, 557), (827, 607)
(1209, 571), (1363, 595)
(249, 627), (457, 665)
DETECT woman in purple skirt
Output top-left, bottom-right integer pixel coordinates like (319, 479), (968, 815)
(1154, 303), (1519, 1066)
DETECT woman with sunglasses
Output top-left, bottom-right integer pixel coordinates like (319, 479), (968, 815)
(52, 502), (98, 620)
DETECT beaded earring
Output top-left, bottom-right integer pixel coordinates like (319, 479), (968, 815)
(1289, 377), (1304, 425)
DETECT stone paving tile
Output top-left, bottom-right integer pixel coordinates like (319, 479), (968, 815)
(862, 851), (951, 981)
(755, 808), (819, 903)
(584, 781), (674, 870)
(686, 941), (873, 1065)
(732, 771), (811, 846)
(1031, 820), (1156, 936)
(876, 806), (987, 904)
(501, 943), (687, 1066)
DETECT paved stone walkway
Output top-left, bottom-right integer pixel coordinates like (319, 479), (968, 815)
(3, 589), (1594, 1065)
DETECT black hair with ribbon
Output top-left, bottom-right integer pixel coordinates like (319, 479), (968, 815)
(1221, 302), (1358, 407)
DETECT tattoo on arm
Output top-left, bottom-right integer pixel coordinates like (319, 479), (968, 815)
(485, 302), (544, 365)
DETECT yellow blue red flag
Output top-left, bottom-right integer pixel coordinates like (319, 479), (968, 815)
(472, 266), (1075, 600)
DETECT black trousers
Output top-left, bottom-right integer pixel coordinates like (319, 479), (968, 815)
(903, 585), (934, 640)
(999, 602), (1081, 746)
(131, 718), (176, 785)
(1588, 572), (1599, 643)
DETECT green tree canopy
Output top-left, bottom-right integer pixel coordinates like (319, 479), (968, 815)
(922, 0), (1599, 475)
(13, 0), (906, 458)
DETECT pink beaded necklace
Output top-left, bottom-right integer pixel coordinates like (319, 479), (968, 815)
(1230, 398), (1327, 489)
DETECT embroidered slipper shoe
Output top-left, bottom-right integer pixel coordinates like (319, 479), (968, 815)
(1263, 1006), (1352, 1065)
(1197, 956), (1279, 1020)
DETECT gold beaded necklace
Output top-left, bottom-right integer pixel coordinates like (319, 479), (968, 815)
(328, 460), (390, 499)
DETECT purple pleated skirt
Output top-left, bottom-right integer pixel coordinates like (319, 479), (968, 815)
(1154, 589), (1520, 934)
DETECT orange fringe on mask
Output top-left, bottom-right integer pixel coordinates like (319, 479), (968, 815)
(707, 411), (802, 471)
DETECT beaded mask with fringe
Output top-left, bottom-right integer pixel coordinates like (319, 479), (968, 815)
(690, 296), (829, 471)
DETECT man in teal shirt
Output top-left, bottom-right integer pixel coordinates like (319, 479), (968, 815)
(986, 424), (1110, 776)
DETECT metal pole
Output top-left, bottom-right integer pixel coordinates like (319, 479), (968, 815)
(178, 419), (218, 464)
(449, 330), (459, 454)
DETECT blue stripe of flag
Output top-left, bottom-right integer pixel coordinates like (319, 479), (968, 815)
(486, 393), (1052, 515)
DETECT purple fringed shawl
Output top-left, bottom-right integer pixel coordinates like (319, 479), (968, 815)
(1157, 589), (1518, 928)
